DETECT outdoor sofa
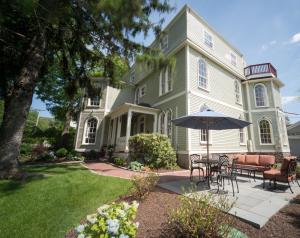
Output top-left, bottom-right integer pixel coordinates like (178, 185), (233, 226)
(234, 154), (275, 173)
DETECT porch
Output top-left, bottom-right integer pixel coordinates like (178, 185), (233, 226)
(107, 103), (160, 152)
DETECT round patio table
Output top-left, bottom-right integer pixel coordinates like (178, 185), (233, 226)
(196, 158), (220, 189)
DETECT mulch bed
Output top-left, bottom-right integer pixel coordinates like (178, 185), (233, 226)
(135, 187), (300, 238)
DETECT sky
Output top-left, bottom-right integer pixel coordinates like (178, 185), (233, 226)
(32, 0), (300, 122)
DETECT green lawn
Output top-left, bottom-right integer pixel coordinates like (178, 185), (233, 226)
(0, 164), (132, 238)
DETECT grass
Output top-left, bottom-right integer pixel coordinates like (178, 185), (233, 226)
(0, 164), (132, 238)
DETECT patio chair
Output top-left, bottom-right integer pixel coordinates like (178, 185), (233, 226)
(216, 158), (239, 196)
(211, 155), (230, 175)
(263, 158), (300, 193)
(190, 154), (204, 181)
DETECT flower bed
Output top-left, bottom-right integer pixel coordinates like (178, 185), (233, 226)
(75, 201), (139, 238)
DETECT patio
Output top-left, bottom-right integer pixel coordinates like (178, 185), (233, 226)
(159, 174), (300, 228)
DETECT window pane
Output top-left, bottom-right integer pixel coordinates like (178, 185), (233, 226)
(259, 120), (272, 144)
(235, 80), (240, 103)
(200, 129), (207, 142)
(255, 85), (266, 107)
(198, 60), (207, 89)
(204, 31), (213, 48)
(85, 118), (97, 144)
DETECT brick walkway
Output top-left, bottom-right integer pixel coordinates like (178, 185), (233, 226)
(83, 162), (191, 182)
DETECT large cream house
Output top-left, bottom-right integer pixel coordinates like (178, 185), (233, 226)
(75, 5), (290, 168)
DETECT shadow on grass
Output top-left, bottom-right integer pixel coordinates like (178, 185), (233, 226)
(0, 164), (86, 195)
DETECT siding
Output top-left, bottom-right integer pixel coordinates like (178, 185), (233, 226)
(187, 10), (244, 76)
(189, 94), (248, 153)
(189, 47), (245, 109)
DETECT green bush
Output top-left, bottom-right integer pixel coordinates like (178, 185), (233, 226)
(128, 161), (144, 171)
(130, 173), (159, 200)
(75, 201), (139, 238)
(85, 150), (99, 160)
(55, 148), (68, 158)
(36, 152), (56, 162)
(20, 143), (33, 155)
(129, 133), (177, 169)
(113, 157), (127, 167)
(168, 192), (235, 238)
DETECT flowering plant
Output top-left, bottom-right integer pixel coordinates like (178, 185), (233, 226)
(75, 201), (139, 238)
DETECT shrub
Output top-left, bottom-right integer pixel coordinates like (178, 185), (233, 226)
(129, 133), (177, 169)
(128, 161), (144, 171)
(84, 150), (99, 160)
(31, 144), (47, 157)
(107, 145), (115, 161)
(130, 173), (159, 200)
(75, 201), (139, 238)
(20, 143), (33, 155)
(167, 192), (235, 238)
(55, 148), (68, 158)
(36, 151), (56, 162)
(114, 157), (127, 167)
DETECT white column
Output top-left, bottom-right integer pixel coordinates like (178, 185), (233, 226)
(153, 113), (158, 133)
(125, 109), (132, 152)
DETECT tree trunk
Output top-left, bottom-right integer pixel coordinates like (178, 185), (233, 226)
(0, 34), (46, 179)
(58, 110), (73, 149)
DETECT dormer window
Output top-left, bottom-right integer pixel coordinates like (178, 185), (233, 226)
(160, 35), (168, 51)
(204, 31), (213, 48)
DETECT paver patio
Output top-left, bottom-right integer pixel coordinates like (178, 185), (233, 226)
(159, 175), (300, 228)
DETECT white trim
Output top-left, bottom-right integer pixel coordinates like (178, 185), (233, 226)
(257, 118), (274, 145)
(105, 85), (110, 112)
(75, 111), (82, 150)
(234, 79), (242, 104)
(186, 45), (191, 152)
(190, 90), (244, 112)
(197, 57), (210, 91)
(152, 91), (185, 107)
(87, 96), (101, 107)
(254, 83), (269, 108)
(82, 117), (99, 145)
(203, 29), (214, 49)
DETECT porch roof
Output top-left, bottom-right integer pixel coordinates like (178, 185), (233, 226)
(108, 102), (160, 118)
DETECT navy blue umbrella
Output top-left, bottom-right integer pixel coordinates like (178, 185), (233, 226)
(172, 109), (251, 160)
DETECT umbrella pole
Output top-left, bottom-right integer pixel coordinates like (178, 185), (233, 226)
(206, 127), (209, 162)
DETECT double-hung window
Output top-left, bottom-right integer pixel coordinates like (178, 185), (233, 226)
(159, 66), (172, 95)
(204, 31), (213, 48)
(198, 59), (208, 90)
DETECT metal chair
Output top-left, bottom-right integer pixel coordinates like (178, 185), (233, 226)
(216, 158), (239, 196)
(211, 155), (230, 175)
(190, 154), (204, 181)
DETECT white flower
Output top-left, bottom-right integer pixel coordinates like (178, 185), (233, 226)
(116, 209), (126, 218)
(122, 202), (130, 210)
(132, 201), (139, 209)
(97, 204), (110, 215)
(134, 222), (140, 228)
(86, 213), (97, 224)
(75, 224), (85, 233)
(77, 234), (85, 238)
(106, 219), (120, 235)
(119, 234), (129, 238)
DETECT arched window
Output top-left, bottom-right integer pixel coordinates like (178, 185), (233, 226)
(166, 109), (173, 138)
(259, 119), (272, 144)
(198, 59), (208, 89)
(235, 80), (241, 103)
(254, 84), (267, 107)
(158, 112), (165, 134)
(83, 118), (98, 144)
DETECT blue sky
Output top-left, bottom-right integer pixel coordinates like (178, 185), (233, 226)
(32, 0), (300, 122)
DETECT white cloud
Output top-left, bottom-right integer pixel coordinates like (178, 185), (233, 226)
(282, 96), (299, 105)
(291, 33), (300, 43)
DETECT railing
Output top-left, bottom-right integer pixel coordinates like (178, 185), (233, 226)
(244, 63), (277, 78)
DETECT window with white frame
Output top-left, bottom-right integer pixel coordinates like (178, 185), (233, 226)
(159, 112), (165, 134)
(254, 84), (267, 107)
(235, 80), (241, 104)
(83, 118), (98, 144)
(239, 116), (245, 144)
(200, 129), (208, 143)
(259, 119), (272, 144)
(198, 59), (208, 89)
(160, 34), (168, 51)
(139, 85), (146, 97)
(159, 66), (172, 95)
(88, 96), (100, 107)
(166, 109), (172, 138)
(204, 31), (213, 48)
(230, 52), (237, 66)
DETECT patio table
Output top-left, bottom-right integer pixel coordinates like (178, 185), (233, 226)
(196, 158), (219, 189)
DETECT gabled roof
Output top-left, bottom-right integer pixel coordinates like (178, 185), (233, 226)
(287, 121), (300, 131)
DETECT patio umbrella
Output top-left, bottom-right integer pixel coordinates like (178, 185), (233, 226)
(172, 108), (251, 161)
